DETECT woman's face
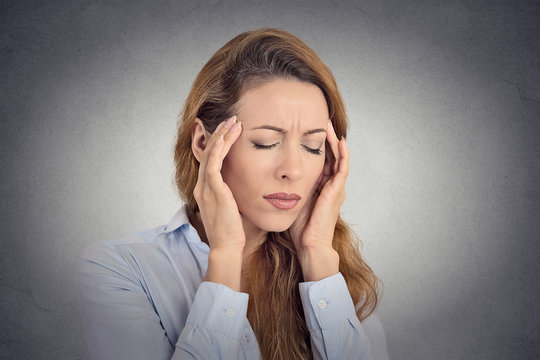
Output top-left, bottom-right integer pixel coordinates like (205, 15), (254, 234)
(221, 78), (329, 234)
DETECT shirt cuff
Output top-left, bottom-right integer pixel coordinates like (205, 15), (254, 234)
(185, 281), (249, 338)
(299, 272), (357, 330)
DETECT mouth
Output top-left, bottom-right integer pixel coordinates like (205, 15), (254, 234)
(263, 193), (301, 210)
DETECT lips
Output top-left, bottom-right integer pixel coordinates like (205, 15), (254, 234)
(263, 193), (301, 210)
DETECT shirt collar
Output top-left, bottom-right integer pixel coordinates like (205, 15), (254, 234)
(162, 204), (191, 234)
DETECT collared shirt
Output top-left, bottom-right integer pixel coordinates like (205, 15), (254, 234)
(78, 205), (390, 359)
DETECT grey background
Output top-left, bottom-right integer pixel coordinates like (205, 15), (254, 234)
(1, 0), (539, 359)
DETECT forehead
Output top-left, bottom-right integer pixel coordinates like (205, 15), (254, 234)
(235, 78), (329, 129)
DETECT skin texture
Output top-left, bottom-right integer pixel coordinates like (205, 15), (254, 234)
(191, 78), (349, 291)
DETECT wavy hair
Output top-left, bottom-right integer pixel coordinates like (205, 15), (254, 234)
(174, 28), (379, 360)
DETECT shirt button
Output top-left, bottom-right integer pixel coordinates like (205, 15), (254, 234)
(318, 300), (327, 309)
(226, 308), (235, 317)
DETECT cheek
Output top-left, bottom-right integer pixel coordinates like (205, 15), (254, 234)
(305, 156), (325, 191)
(221, 144), (265, 193)
(311, 155), (326, 177)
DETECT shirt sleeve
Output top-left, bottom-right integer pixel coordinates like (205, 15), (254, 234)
(175, 282), (251, 359)
(299, 273), (390, 360)
(78, 242), (252, 360)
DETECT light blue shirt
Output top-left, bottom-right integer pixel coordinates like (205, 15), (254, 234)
(78, 205), (389, 359)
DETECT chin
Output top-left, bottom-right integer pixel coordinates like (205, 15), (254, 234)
(249, 212), (297, 233)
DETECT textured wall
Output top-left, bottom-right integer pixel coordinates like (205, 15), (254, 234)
(1, 0), (539, 359)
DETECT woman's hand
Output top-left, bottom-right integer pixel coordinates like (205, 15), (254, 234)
(193, 115), (245, 291)
(289, 119), (349, 281)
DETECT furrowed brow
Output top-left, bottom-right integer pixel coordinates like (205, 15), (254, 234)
(251, 125), (286, 133)
(250, 125), (326, 135)
(304, 128), (326, 135)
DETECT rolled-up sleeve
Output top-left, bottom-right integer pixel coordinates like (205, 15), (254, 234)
(299, 273), (389, 360)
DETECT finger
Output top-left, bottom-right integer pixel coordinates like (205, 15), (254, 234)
(205, 116), (240, 188)
(199, 115), (236, 172)
(331, 138), (350, 188)
(326, 120), (340, 175)
(204, 115), (237, 156)
(221, 119), (243, 158)
(205, 133), (226, 188)
(319, 138), (349, 199)
(207, 116), (241, 171)
(197, 116), (234, 184)
(213, 119), (226, 134)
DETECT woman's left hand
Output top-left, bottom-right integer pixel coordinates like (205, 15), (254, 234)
(290, 119), (349, 281)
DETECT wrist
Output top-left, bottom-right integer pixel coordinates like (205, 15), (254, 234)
(298, 246), (340, 282)
(204, 248), (244, 292)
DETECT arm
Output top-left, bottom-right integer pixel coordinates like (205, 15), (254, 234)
(78, 242), (175, 360)
(298, 273), (389, 360)
(78, 242), (252, 360)
(78, 116), (249, 359)
(175, 282), (250, 359)
(191, 115), (245, 292)
(290, 121), (388, 359)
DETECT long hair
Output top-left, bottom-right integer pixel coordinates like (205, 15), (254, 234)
(174, 28), (379, 359)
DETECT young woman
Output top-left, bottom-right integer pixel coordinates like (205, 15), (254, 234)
(79, 28), (389, 360)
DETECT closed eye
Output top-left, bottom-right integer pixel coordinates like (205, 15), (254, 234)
(252, 142), (322, 156)
(253, 142), (278, 150)
(302, 145), (323, 156)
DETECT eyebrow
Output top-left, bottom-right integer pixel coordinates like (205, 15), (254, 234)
(250, 125), (326, 135)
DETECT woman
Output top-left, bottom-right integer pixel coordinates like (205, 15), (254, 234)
(79, 28), (389, 359)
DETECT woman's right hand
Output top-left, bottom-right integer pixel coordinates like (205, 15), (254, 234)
(193, 115), (245, 290)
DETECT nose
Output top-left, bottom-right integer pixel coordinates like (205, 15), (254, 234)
(274, 144), (302, 182)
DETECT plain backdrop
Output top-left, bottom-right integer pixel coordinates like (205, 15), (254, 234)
(1, 1), (539, 359)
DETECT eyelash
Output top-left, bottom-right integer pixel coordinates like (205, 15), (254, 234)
(253, 143), (322, 156)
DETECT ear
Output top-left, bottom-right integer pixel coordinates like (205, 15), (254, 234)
(191, 118), (208, 163)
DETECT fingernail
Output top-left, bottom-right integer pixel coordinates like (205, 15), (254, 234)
(224, 116), (236, 129)
(232, 120), (242, 132)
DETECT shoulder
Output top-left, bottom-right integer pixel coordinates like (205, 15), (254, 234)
(78, 205), (205, 289)
(78, 226), (164, 287)
(79, 227), (161, 265)
(79, 205), (196, 270)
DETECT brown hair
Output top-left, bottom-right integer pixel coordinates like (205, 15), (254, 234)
(174, 28), (379, 359)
